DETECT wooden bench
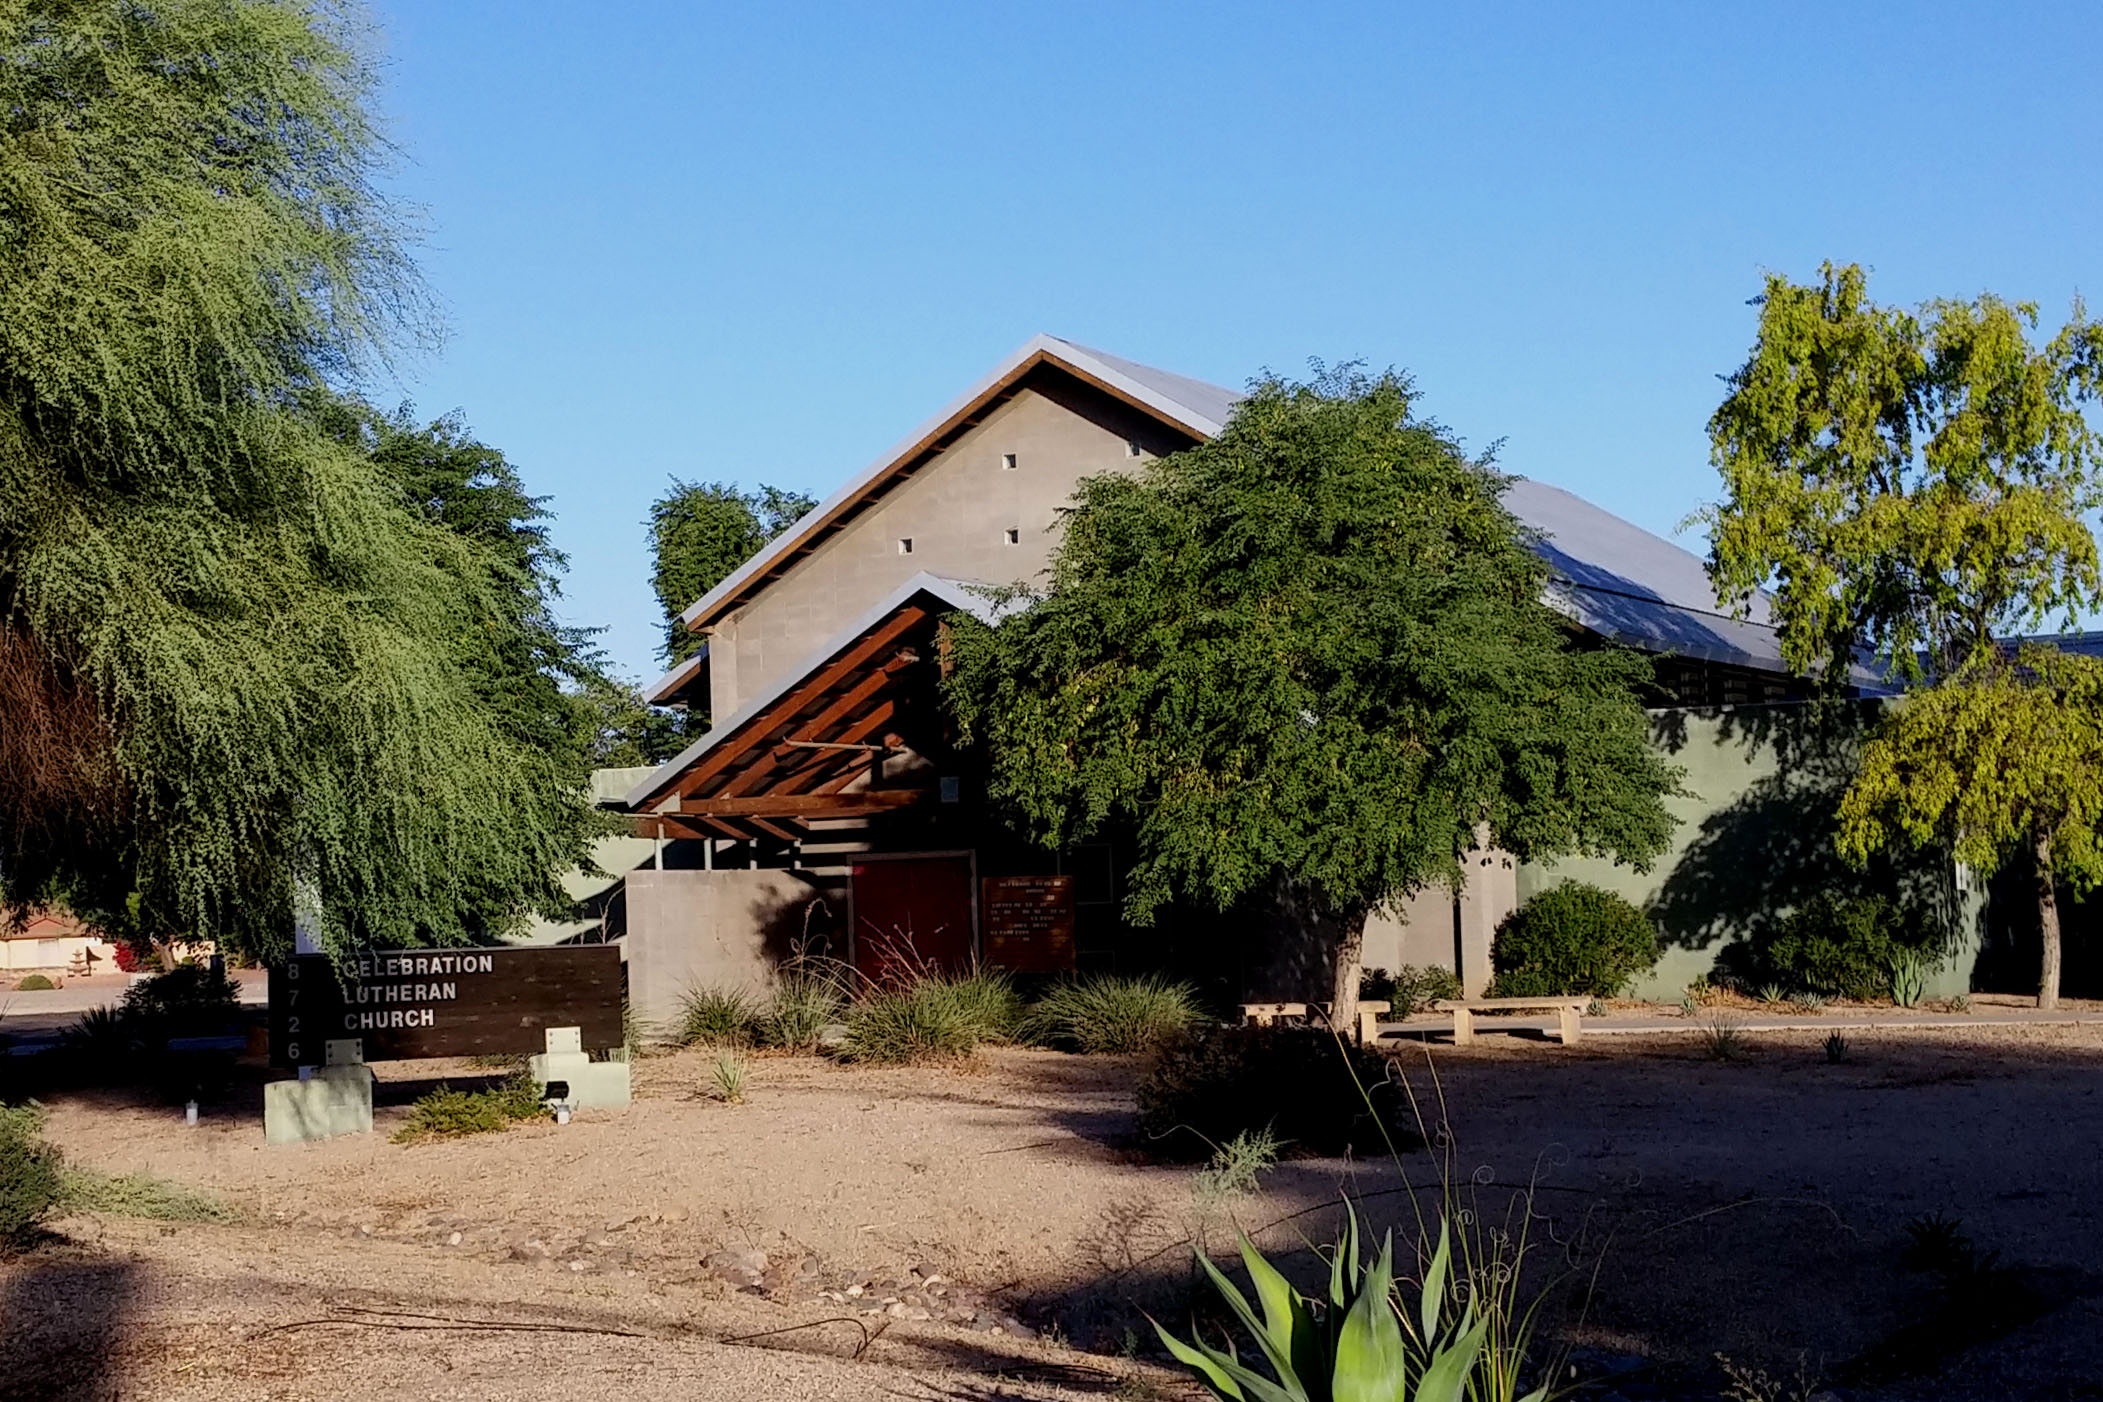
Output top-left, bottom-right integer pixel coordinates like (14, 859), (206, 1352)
(1239, 1000), (1392, 1044)
(1430, 996), (1588, 1046)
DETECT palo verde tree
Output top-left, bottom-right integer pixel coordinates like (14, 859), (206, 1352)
(648, 480), (815, 665)
(1703, 263), (2103, 1006)
(0, 2), (594, 960)
(946, 366), (1678, 1011)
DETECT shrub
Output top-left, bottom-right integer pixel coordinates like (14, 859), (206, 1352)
(676, 986), (760, 1047)
(393, 1076), (545, 1142)
(121, 963), (240, 1036)
(1490, 883), (1659, 997)
(14, 974), (55, 992)
(1135, 1026), (1414, 1161)
(839, 969), (1023, 1064)
(60, 1170), (234, 1223)
(1022, 974), (1207, 1053)
(1738, 894), (1937, 1002)
(0, 1103), (63, 1249)
(1387, 964), (1464, 1018)
(754, 964), (850, 1050)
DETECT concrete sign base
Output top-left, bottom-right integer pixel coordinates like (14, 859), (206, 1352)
(264, 1063), (374, 1145)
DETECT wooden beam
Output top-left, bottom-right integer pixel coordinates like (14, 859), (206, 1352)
(748, 817), (800, 844)
(674, 789), (932, 818)
(775, 699), (902, 796)
(662, 606), (930, 801)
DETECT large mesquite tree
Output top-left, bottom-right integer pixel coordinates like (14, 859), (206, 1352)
(0, 2), (597, 960)
(946, 367), (1677, 1011)
(1703, 263), (2103, 1006)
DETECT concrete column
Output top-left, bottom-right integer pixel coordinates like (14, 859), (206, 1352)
(1453, 832), (1518, 997)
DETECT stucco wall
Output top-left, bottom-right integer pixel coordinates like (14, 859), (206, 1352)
(1515, 703), (1982, 1000)
(622, 868), (846, 1038)
(709, 385), (1167, 714)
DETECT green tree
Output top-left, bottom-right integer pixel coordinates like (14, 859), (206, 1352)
(648, 480), (815, 663)
(1839, 649), (2103, 1008)
(1703, 263), (2103, 1006)
(946, 367), (1678, 1011)
(0, 1), (594, 960)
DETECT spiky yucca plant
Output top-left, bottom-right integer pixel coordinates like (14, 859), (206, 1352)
(1155, 1206), (1549, 1402)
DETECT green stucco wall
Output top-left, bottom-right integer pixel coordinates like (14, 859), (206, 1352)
(1515, 702), (1985, 1001)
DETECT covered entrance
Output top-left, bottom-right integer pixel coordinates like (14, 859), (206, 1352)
(850, 854), (975, 984)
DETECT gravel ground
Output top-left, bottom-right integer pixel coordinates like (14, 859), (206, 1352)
(6, 1024), (2103, 1400)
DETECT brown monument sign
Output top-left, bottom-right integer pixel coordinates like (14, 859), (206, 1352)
(268, 945), (623, 1067)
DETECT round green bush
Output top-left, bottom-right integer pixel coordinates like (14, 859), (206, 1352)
(1135, 1026), (1416, 1160)
(1737, 893), (1929, 1001)
(14, 974), (55, 992)
(1491, 883), (1659, 997)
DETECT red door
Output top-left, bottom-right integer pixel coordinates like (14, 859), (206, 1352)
(851, 856), (975, 985)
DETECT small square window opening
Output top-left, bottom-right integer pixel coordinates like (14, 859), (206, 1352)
(1001, 453), (1017, 471)
(1127, 439), (1143, 458)
(897, 538), (914, 555)
(1003, 528), (1020, 545)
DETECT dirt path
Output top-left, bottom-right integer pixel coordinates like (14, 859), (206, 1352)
(8, 1029), (2103, 1399)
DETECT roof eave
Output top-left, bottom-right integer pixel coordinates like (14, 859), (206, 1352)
(674, 335), (1227, 635)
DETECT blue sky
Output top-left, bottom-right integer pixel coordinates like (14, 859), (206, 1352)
(367, 1), (2103, 684)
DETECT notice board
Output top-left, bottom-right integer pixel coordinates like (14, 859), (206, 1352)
(981, 875), (1076, 974)
(268, 945), (623, 1066)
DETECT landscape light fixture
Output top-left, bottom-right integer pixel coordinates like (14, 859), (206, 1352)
(544, 1079), (573, 1125)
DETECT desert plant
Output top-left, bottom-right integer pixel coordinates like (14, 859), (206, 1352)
(1191, 1126), (1282, 1203)
(0, 1103), (63, 1249)
(754, 963), (850, 1050)
(676, 986), (760, 1047)
(1136, 1026), (1411, 1161)
(1023, 974), (1206, 1053)
(1948, 993), (1972, 1014)
(839, 968), (1023, 1064)
(1788, 992), (1827, 1014)
(60, 1169), (234, 1223)
(1757, 983), (1786, 1006)
(392, 1076), (545, 1142)
(1388, 964), (1466, 1018)
(1489, 883), (1659, 998)
(1889, 951), (1928, 1008)
(1156, 1205), (1548, 1402)
(14, 974), (54, 992)
(1701, 1011), (1747, 1062)
(1823, 1031), (1850, 1064)
(712, 1050), (748, 1104)
(1736, 893), (1942, 1002)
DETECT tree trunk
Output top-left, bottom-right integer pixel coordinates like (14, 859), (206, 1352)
(2036, 827), (2062, 1012)
(1331, 905), (1368, 1035)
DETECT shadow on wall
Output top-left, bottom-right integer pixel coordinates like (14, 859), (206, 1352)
(1978, 860), (2103, 999)
(749, 884), (846, 968)
(1644, 702), (1972, 987)
(0, 1255), (139, 1401)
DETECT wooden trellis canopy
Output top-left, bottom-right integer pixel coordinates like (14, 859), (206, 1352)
(620, 578), (997, 844)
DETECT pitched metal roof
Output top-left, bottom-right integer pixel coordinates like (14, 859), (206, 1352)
(651, 336), (1806, 690)
(665, 335), (1233, 647)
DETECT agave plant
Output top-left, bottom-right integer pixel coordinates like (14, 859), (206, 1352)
(1155, 1206), (1548, 1402)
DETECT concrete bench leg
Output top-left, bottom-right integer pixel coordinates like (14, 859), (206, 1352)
(1557, 1006), (1582, 1046)
(1451, 1006), (1475, 1047)
(1358, 1007), (1380, 1045)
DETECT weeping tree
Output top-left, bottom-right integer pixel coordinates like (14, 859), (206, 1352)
(0, 1), (598, 960)
(1703, 263), (2103, 1007)
(945, 366), (1677, 1011)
